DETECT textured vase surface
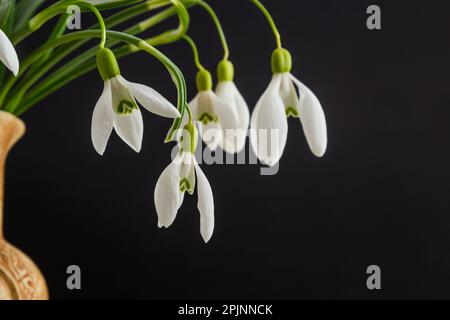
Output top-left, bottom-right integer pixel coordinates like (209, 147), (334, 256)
(0, 111), (48, 300)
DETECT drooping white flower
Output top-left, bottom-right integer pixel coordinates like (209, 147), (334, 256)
(215, 60), (250, 154)
(0, 29), (19, 76)
(188, 69), (239, 151)
(250, 49), (327, 166)
(154, 123), (214, 243)
(92, 48), (180, 155)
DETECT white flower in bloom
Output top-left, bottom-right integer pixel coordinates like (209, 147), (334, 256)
(0, 29), (19, 76)
(215, 80), (250, 154)
(250, 73), (327, 166)
(92, 75), (180, 155)
(189, 89), (239, 151)
(92, 48), (180, 155)
(154, 125), (214, 243)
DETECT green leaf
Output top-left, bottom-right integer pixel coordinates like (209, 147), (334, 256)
(87, 0), (144, 10)
(0, 0), (13, 29)
(13, 0), (46, 33)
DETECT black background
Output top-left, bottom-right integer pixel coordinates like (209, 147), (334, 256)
(3, 0), (450, 299)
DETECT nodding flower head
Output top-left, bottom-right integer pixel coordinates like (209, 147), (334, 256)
(187, 68), (240, 152)
(154, 124), (215, 243)
(91, 48), (181, 155)
(250, 48), (327, 166)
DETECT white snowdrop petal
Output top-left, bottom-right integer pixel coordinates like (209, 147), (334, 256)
(0, 29), (19, 76)
(119, 76), (180, 119)
(209, 91), (239, 131)
(91, 81), (114, 155)
(113, 107), (144, 153)
(290, 75), (327, 157)
(250, 75), (288, 166)
(280, 73), (299, 116)
(216, 81), (250, 154)
(200, 121), (222, 151)
(194, 160), (214, 243)
(154, 158), (184, 228)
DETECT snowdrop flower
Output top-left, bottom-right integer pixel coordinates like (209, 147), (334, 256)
(215, 60), (250, 154)
(154, 123), (214, 243)
(250, 48), (327, 166)
(92, 48), (180, 155)
(188, 68), (239, 151)
(0, 29), (19, 76)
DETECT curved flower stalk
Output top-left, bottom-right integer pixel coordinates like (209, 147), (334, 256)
(215, 60), (250, 154)
(92, 48), (180, 155)
(155, 122), (215, 243)
(251, 48), (327, 166)
(0, 29), (19, 76)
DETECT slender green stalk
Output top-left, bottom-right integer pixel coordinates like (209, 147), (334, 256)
(183, 0), (229, 60)
(182, 35), (204, 71)
(249, 0), (282, 49)
(80, 2), (107, 49)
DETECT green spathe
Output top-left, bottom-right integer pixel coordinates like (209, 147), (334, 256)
(196, 69), (212, 91)
(271, 48), (292, 74)
(96, 48), (121, 81)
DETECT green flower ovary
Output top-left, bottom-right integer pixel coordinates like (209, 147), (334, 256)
(116, 99), (138, 115)
(198, 113), (218, 125)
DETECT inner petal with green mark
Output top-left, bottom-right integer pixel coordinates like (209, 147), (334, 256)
(116, 99), (138, 115)
(198, 113), (218, 125)
(179, 178), (192, 193)
(179, 154), (196, 194)
(285, 106), (299, 118)
(110, 77), (138, 115)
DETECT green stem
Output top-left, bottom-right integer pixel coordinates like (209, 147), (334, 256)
(12, 30), (187, 139)
(12, 0), (131, 44)
(249, 0), (282, 49)
(1, 1), (179, 111)
(2, 2), (108, 112)
(87, 0), (144, 11)
(183, 0), (229, 60)
(79, 2), (107, 49)
(182, 35), (205, 71)
(8, 2), (188, 110)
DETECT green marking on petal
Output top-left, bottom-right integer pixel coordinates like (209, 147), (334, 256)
(116, 99), (137, 115)
(198, 113), (218, 125)
(180, 178), (193, 194)
(285, 107), (299, 118)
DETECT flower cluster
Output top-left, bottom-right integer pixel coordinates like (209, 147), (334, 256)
(0, 0), (328, 244)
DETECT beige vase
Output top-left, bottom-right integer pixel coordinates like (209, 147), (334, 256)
(0, 111), (48, 300)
